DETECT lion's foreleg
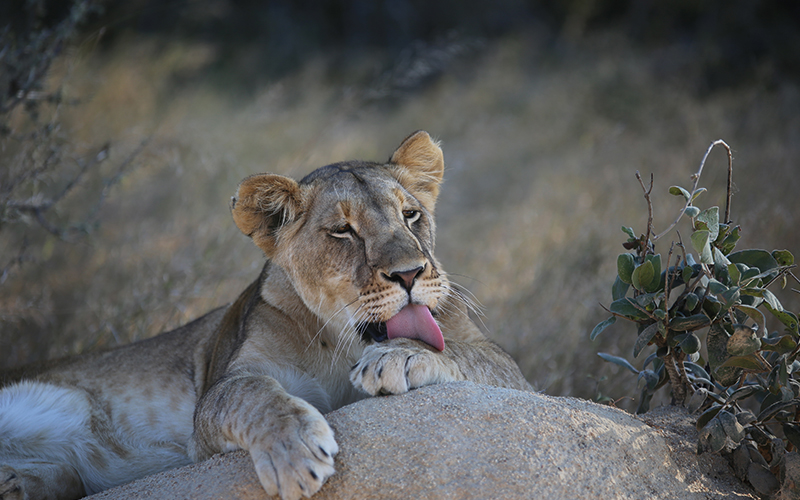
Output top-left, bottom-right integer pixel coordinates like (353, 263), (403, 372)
(189, 373), (338, 500)
(440, 339), (532, 391)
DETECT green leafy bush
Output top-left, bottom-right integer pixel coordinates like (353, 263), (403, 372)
(593, 140), (800, 497)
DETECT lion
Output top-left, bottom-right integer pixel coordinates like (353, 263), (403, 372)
(0, 131), (531, 500)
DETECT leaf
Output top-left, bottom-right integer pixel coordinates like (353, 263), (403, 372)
(718, 409), (745, 443)
(691, 230), (713, 264)
(748, 463), (780, 497)
(763, 305), (799, 335)
(590, 316), (616, 341)
(747, 463), (780, 497)
(735, 304), (767, 336)
(638, 369), (659, 390)
(758, 399), (799, 423)
(714, 223), (730, 244)
(643, 352), (659, 369)
(731, 444), (752, 481)
(762, 289), (783, 312)
(727, 385), (762, 403)
(708, 324), (743, 386)
(720, 286), (741, 310)
(772, 249), (795, 266)
(617, 253), (636, 284)
(635, 292), (656, 309)
(726, 325), (762, 357)
(684, 292), (699, 312)
(684, 361), (711, 381)
(760, 335), (797, 354)
(669, 314), (710, 331)
(702, 294), (722, 318)
(621, 226), (636, 239)
(713, 248), (731, 283)
(643, 254), (662, 292)
(669, 185), (691, 201)
(719, 225), (741, 255)
(631, 260), (655, 292)
(696, 404), (722, 430)
(707, 279), (729, 294)
(597, 352), (639, 375)
(684, 206), (701, 218)
(783, 423), (800, 450)
(687, 388), (708, 413)
(729, 249), (780, 272)
(741, 267), (764, 283)
(727, 263), (741, 285)
(736, 410), (758, 427)
(679, 332), (701, 354)
(636, 386), (654, 414)
(609, 298), (650, 321)
(719, 355), (764, 371)
(681, 265), (695, 284)
(633, 323), (660, 358)
(705, 418), (728, 453)
(612, 276), (630, 301)
(692, 187), (707, 200)
(696, 206), (720, 240)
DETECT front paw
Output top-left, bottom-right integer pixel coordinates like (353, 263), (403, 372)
(350, 339), (463, 396)
(249, 397), (338, 500)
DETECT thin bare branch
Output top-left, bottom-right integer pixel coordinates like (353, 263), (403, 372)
(653, 139), (732, 242)
(635, 171), (654, 254)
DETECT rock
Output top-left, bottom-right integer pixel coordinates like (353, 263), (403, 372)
(88, 382), (755, 500)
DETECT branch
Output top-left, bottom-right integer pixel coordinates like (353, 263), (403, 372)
(653, 140), (732, 242)
(635, 171), (654, 254)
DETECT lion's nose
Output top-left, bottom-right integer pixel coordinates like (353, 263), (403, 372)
(386, 266), (424, 292)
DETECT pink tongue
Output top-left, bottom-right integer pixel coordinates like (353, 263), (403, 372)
(385, 304), (445, 351)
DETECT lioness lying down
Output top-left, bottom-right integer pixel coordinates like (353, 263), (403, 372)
(0, 131), (530, 500)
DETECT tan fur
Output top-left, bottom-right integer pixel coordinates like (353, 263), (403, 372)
(0, 131), (530, 500)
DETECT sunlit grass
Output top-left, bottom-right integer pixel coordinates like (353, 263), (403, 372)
(2, 30), (799, 410)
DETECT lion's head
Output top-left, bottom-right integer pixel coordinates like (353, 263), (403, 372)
(230, 131), (452, 351)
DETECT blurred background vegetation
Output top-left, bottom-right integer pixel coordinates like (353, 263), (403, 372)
(1, 0), (799, 409)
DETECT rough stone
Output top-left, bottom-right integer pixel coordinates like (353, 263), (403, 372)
(88, 382), (756, 500)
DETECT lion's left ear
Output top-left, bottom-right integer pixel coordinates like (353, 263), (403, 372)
(230, 173), (302, 258)
(389, 130), (444, 212)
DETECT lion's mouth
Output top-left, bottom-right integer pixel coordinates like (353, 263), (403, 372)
(362, 322), (388, 343)
(361, 305), (445, 351)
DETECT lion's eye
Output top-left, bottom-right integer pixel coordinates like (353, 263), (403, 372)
(331, 223), (353, 237)
(402, 209), (420, 224)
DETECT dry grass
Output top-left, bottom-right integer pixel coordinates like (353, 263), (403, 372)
(2, 29), (799, 409)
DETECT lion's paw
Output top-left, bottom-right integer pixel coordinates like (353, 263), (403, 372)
(350, 339), (462, 396)
(249, 398), (338, 500)
(0, 467), (23, 500)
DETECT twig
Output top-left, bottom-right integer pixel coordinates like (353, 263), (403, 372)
(663, 242), (676, 321)
(84, 137), (150, 224)
(675, 231), (688, 267)
(635, 171), (654, 254)
(723, 142), (733, 224)
(653, 140), (732, 242)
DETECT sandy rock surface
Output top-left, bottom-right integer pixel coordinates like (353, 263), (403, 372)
(88, 382), (755, 500)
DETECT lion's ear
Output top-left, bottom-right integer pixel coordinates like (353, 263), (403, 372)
(389, 130), (444, 212)
(231, 174), (302, 258)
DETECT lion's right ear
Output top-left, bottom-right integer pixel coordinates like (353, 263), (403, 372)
(389, 130), (444, 213)
(230, 174), (302, 258)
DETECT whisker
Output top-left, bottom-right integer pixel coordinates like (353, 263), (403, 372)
(305, 297), (360, 354)
(442, 282), (485, 317)
(441, 282), (490, 333)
